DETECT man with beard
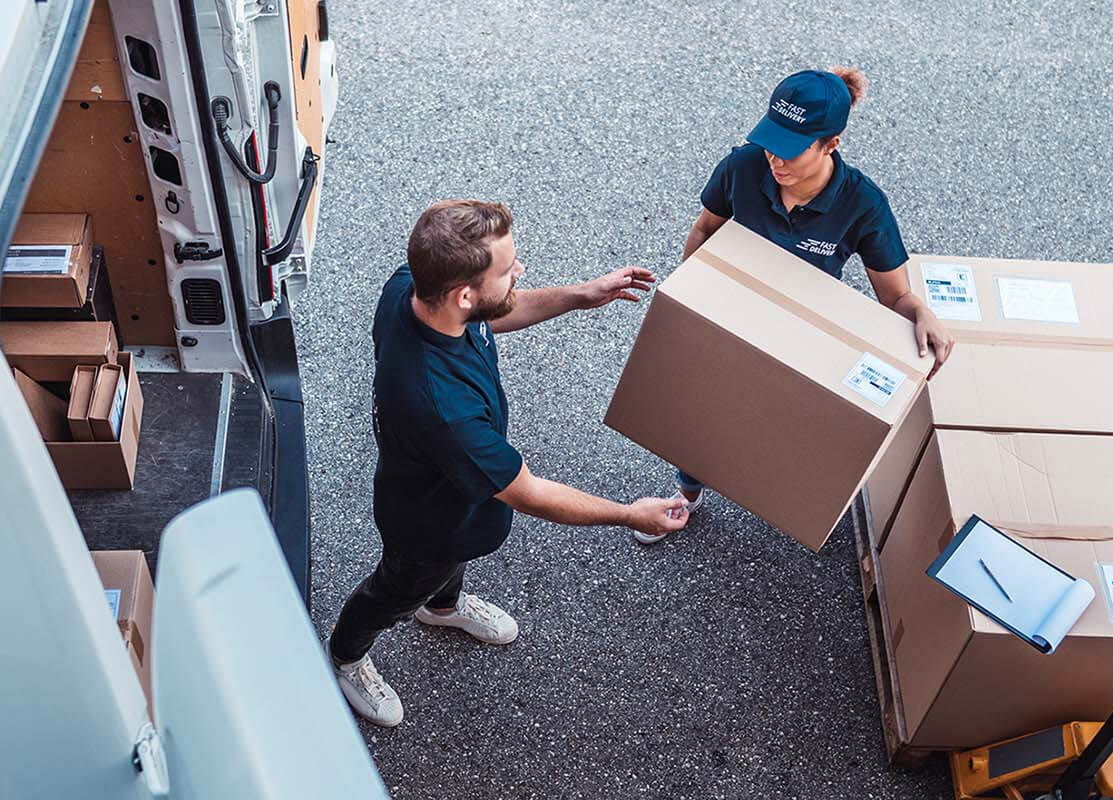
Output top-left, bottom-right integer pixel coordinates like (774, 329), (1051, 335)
(329, 199), (689, 726)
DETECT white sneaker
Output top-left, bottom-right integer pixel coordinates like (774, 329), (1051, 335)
(415, 592), (519, 644)
(334, 653), (404, 727)
(633, 488), (705, 545)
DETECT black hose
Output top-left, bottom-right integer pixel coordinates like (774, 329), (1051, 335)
(214, 82), (282, 185)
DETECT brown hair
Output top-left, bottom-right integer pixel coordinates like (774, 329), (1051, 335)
(817, 66), (868, 150)
(407, 199), (514, 304)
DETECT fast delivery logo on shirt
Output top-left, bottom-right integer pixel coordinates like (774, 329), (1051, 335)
(796, 238), (837, 257)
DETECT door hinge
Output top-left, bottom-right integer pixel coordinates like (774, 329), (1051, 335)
(132, 722), (170, 796)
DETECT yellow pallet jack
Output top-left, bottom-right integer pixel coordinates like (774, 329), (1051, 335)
(951, 716), (1113, 799)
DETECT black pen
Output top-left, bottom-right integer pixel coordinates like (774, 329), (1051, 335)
(979, 558), (1012, 602)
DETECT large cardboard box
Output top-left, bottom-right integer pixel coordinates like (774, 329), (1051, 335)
(91, 551), (154, 713)
(866, 253), (1113, 545)
(2, 214), (94, 308)
(606, 220), (932, 550)
(881, 429), (1113, 749)
(0, 320), (118, 382)
(47, 353), (143, 489)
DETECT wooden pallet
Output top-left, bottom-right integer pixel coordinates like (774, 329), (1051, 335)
(851, 490), (938, 768)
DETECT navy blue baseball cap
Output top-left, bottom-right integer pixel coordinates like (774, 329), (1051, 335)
(747, 70), (852, 160)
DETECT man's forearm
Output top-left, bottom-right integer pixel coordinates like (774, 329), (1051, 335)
(489, 286), (583, 334)
(683, 225), (712, 261)
(506, 474), (631, 528)
(891, 290), (926, 322)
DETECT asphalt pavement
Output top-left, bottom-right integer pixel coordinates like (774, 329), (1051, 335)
(296, 2), (1113, 797)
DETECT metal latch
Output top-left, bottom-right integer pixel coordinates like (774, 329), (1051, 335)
(174, 241), (224, 264)
(132, 722), (170, 796)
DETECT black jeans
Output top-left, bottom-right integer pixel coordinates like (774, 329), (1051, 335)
(329, 548), (466, 665)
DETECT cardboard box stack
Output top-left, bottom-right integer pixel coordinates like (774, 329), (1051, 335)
(3, 322), (144, 489)
(864, 252), (1113, 750)
(606, 220), (933, 551)
(2, 214), (94, 308)
(91, 550), (155, 713)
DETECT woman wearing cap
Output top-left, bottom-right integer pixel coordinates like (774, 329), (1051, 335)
(635, 66), (955, 546)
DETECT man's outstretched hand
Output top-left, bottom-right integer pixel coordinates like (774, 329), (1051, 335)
(626, 496), (689, 535)
(577, 267), (656, 309)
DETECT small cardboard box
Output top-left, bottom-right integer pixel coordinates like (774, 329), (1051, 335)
(88, 363), (127, 441)
(66, 365), (98, 442)
(12, 368), (70, 441)
(0, 320), (118, 382)
(606, 220), (932, 550)
(2, 213), (94, 308)
(881, 429), (1113, 749)
(866, 253), (1113, 545)
(46, 352), (144, 489)
(91, 550), (154, 713)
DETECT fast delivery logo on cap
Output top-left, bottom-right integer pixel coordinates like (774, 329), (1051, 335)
(771, 99), (808, 124)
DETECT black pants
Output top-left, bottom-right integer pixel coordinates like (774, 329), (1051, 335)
(329, 548), (466, 665)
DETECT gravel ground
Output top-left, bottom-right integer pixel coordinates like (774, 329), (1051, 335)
(296, 2), (1113, 797)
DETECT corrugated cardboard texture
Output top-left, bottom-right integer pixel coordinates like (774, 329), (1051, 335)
(12, 369), (71, 442)
(48, 352), (144, 489)
(288, 0), (324, 238)
(91, 550), (154, 712)
(606, 221), (932, 550)
(882, 429), (1113, 748)
(3, 213), (94, 308)
(23, 100), (175, 345)
(0, 321), (118, 381)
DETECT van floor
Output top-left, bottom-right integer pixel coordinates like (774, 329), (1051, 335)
(68, 371), (267, 574)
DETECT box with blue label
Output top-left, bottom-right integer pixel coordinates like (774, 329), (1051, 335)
(605, 220), (933, 550)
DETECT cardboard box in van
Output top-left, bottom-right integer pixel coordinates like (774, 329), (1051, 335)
(866, 253), (1113, 545)
(0, 320), (118, 382)
(91, 550), (154, 713)
(881, 429), (1113, 749)
(606, 220), (932, 550)
(2, 213), (94, 308)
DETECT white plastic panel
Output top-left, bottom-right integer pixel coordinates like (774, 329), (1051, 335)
(154, 489), (389, 800)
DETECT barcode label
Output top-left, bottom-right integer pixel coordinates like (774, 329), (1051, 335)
(3, 245), (72, 275)
(922, 262), (982, 321)
(843, 353), (907, 408)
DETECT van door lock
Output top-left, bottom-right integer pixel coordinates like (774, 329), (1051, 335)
(174, 241), (224, 264)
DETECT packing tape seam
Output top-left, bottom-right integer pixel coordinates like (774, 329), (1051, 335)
(951, 329), (1113, 350)
(991, 522), (1113, 542)
(691, 249), (926, 380)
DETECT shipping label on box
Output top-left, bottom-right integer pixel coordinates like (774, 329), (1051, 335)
(4, 245), (73, 274)
(921, 262), (981, 321)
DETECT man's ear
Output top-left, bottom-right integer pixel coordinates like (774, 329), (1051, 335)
(824, 135), (841, 154)
(451, 284), (475, 314)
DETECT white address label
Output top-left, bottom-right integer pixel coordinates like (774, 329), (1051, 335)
(3, 245), (72, 275)
(921, 262), (982, 321)
(996, 276), (1080, 324)
(843, 352), (907, 408)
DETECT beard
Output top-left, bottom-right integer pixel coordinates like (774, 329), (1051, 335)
(466, 285), (517, 322)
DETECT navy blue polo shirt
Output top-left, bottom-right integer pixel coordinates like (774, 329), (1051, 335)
(370, 265), (523, 563)
(701, 143), (908, 279)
